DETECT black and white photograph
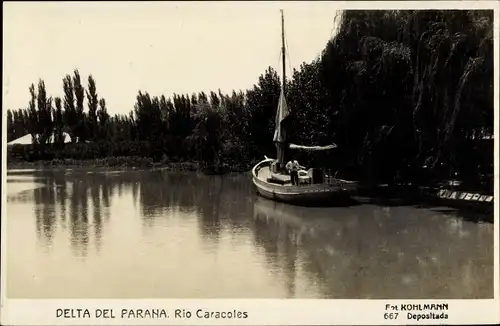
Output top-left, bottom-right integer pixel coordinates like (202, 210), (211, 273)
(2, 1), (498, 324)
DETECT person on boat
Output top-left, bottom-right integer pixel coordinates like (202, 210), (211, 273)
(286, 159), (301, 186)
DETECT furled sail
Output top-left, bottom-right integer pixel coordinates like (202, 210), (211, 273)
(273, 89), (290, 143)
(273, 88), (290, 168)
(289, 143), (337, 151)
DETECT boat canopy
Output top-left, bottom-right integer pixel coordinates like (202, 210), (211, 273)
(288, 143), (337, 151)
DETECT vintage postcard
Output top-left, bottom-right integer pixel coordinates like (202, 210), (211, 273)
(1, 1), (498, 325)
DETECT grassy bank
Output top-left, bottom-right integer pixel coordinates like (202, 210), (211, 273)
(7, 142), (258, 174)
(7, 155), (257, 174)
(7, 152), (493, 218)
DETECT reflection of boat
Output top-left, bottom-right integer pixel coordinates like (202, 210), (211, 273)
(254, 196), (309, 227)
(251, 10), (358, 206)
(253, 197), (337, 234)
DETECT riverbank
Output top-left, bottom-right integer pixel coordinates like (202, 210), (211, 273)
(7, 156), (256, 174)
(7, 157), (493, 217)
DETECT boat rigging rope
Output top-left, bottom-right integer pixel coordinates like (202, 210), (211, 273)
(278, 48), (283, 80)
(285, 36), (293, 79)
(276, 26), (293, 82)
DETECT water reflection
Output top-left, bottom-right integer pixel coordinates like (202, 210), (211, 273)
(252, 198), (493, 299)
(6, 169), (494, 299)
(7, 170), (116, 257)
(136, 171), (256, 245)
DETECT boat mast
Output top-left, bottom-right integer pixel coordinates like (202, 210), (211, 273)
(274, 9), (289, 171)
(281, 9), (286, 94)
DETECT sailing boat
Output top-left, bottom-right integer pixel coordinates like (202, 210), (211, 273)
(251, 10), (358, 206)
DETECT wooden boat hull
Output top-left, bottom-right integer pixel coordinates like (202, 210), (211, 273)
(252, 158), (359, 206)
(425, 188), (494, 213)
(254, 182), (353, 206)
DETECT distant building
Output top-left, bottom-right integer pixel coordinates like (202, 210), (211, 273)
(7, 132), (71, 147)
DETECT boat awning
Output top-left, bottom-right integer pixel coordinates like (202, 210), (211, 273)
(289, 143), (337, 151)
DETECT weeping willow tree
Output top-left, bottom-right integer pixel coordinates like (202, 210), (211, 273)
(315, 9), (493, 185)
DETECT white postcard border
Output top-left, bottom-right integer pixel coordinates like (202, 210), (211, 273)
(2, 1), (499, 325)
(0, 299), (499, 325)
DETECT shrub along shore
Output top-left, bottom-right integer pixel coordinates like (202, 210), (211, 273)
(7, 143), (256, 174)
(8, 157), (201, 171)
(7, 157), (256, 174)
(7, 142), (492, 196)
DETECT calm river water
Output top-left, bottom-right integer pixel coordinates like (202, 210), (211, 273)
(6, 169), (494, 299)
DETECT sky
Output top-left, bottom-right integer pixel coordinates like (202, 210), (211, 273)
(3, 1), (341, 115)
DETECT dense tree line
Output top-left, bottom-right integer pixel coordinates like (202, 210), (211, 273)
(7, 10), (493, 187)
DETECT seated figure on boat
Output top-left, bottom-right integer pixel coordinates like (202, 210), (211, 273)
(286, 159), (302, 186)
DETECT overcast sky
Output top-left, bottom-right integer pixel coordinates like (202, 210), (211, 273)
(3, 1), (341, 115)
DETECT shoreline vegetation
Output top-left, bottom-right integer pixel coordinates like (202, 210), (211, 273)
(7, 154), (255, 174)
(7, 10), (493, 197)
(7, 153), (493, 219)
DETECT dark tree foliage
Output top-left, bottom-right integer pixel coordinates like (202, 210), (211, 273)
(36, 79), (53, 145)
(317, 10), (493, 184)
(7, 10), (493, 186)
(86, 75), (99, 141)
(62, 74), (77, 143)
(53, 97), (64, 146)
(97, 98), (110, 141)
(26, 83), (39, 145)
(72, 70), (86, 142)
